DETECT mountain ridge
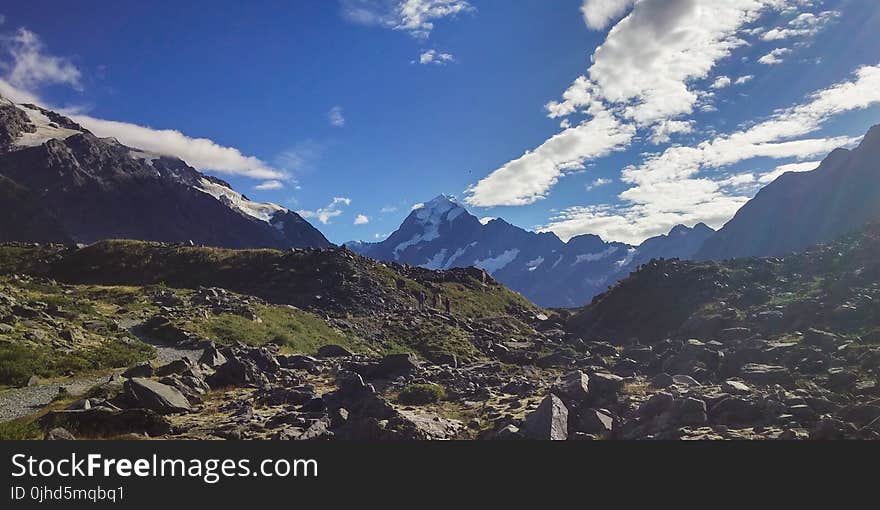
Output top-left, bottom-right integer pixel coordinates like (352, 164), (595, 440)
(0, 96), (331, 250)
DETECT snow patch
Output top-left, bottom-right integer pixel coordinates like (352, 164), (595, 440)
(196, 178), (287, 223)
(13, 104), (81, 148)
(573, 246), (619, 265)
(442, 242), (477, 269)
(394, 196), (467, 258)
(616, 248), (638, 269)
(474, 249), (520, 275)
(423, 249), (449, 270)
(526, 256), (544, 272)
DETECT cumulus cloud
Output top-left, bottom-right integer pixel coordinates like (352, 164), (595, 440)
(734, 75), (754, 85)
(354, 214), (370, 225)
(541, 64), (880, 244)
(297, 197), (352, 225)
(761, 10), (840, 41)
(580, 0), (635, 30)
(586, 177), (612, 191)
(758, 47), (792, 65)
(467, 0), (794, 208)
(418, 49), (454, 65)
(711, 76), (732, 89)
(340, 0), (473, 39)
(328, 106), (345, 127)
(254, 180), (284, 191)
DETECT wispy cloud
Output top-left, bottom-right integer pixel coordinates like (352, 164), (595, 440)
(354, 214), (370, 225)
(328, 106), (345, 127)
(340, 0), (473, 39)
(255, 180), (284, 191)
(298, 197), (352, 225)
(1, 28), (81, 91)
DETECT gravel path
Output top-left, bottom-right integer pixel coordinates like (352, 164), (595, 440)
(0, 320), (203, 423)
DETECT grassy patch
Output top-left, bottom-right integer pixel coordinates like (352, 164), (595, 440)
(178, 304), (369, 355)
(0, 418), (42, 440)
(0, 339), (154, 387)
(398, 383), (446, 405)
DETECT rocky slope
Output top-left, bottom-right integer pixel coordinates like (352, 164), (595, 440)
(349, 195), (714, 308)
(697, 125), (880, 260)
(0, 96), (330, 249)
(5, 225), (880, 440)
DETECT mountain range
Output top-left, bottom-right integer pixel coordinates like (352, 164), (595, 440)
(0, 95), (330, 249)
(347, 195), (715, 307)
(2, 93), (879, 310)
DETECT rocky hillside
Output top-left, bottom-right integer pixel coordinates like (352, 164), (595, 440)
(697, 125), (880, 260)
(349, 195), (714, 308)
(0, 96), (330, 249)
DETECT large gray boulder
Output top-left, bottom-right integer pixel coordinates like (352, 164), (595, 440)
(125, 378), (193, 414)
(552, 371), (590, 407)
(522, 394), (569, 440)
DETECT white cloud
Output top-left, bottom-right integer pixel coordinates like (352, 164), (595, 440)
(757, 160), (820, 183)
(340, 0), (473, 39)
(542, 64), (880, 244)
(0, 27), (287, 182)
(1, 28), (81, 91)
(418, 49), (454, 65)
(380, 205), (398, 213)
(758, 47), (792, 65)
(734, 74), (754, 85)
(711, 76), (732, 89)
(297, 197), (352, 225)
(255, 180), (284, 191)
(328, 106), (345, 127)
(465, 106), (635, 206)
(479, 216), (496, 225)
(354, 214), (370, 225)
(468, 0), (795, 208)
(761, 10), (840, 41)
(580, 0), (635, 30)
(586, 177), (612, 191)
(71, 114), (287, 180)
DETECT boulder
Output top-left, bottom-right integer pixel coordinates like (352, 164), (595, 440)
(803, 329), (843, 352)
(589, 372), (624, 401)
(122, 362), (154, 379)
(45, 427), (76, 440)
(38, 409), (172, 438)
(650, 373), (674, 388)
(155, 358), (195, 377)
(198, 346), (227, 368)
(676, 397), (708, 426)
(709, 397), (762, 426)
(125, 378), (193, 414)
(371, 353), (420, 379)
(552, 371), (590, 407)
(639, 392), (674, 419)
(739, 364), (793, 386)
(316, 344), (353, 358)
(207, 355), (266, 389)
(522, 394), (569, 440)
(577, 408), (613, 435)
(827, 368), (858, 390)
(721, 380), (752, 395)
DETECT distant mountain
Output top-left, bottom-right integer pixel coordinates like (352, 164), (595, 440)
(0, 96), (331, 249)
(696, 125), (880, 260)
(348, 195), (714, 307)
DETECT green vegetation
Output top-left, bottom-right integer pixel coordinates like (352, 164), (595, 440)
(178, 304), (371, 355)
(397, 383), (446, 405)
(0, 418), (42, 440)
(0, 339), (154, 387)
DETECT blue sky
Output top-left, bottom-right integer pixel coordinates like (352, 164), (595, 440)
(1, 0), (879, 245)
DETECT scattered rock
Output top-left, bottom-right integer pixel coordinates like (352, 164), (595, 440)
(522, 394), (568, 440)
(125, 378), (193, 414)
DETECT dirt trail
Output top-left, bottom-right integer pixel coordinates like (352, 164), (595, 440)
(0, 320), (203, 423)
